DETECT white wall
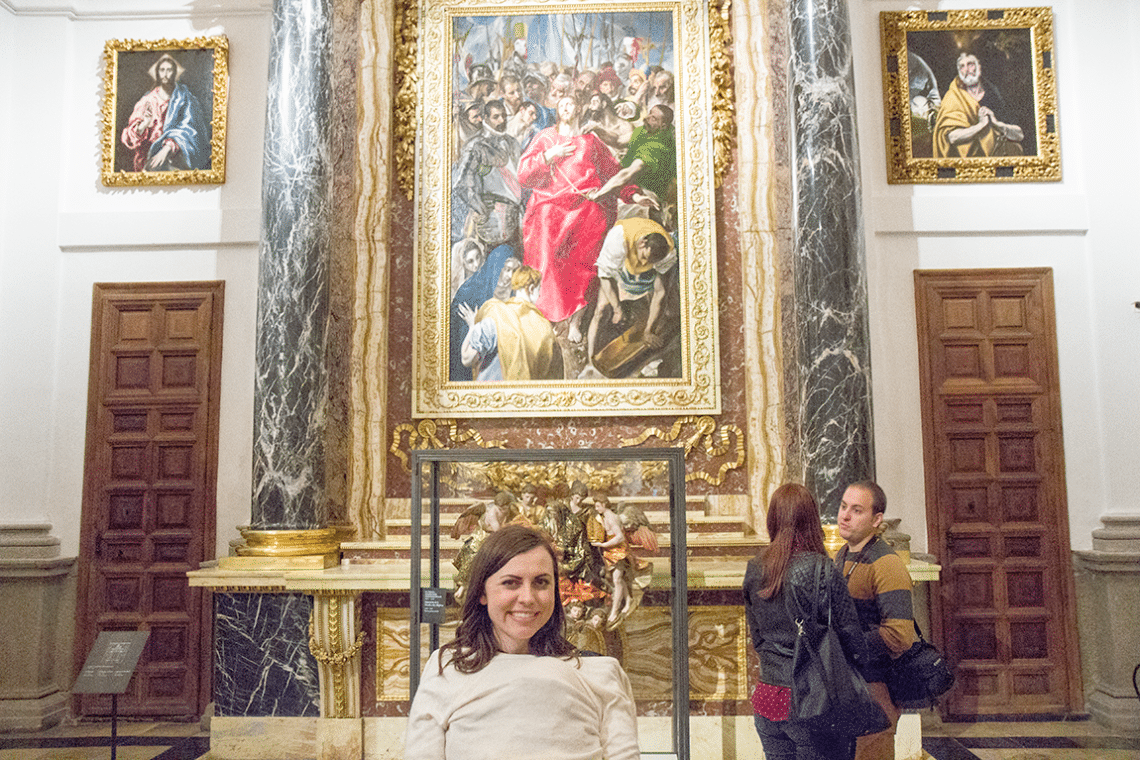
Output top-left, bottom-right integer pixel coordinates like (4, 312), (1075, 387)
(0, 0), (271, 558)
(3, 0), (1135, 562)
(852, 0), (1140, 552)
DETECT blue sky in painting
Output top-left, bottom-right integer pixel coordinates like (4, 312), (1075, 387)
(452, 11), (674, 91)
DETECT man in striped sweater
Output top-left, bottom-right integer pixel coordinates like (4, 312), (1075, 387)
(837, 480), (916, 760)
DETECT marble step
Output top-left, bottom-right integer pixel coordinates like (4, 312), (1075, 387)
(341, 533), (765, 562)
(405, 494), (711, 515)
(384, 512), (754, 536)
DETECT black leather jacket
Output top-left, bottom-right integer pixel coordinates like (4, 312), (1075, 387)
(742, 551), (869, 687)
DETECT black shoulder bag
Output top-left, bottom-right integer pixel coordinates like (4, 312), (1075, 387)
(886, 621), (955, 708)
(838, 540), (955, 709)
(785, 555), (890, 737)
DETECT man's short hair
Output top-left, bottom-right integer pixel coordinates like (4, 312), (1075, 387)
(639, 232), (671, 261)
(651, 104), (674, 127)
(483, 99), (505, 118)
(521, 482), (540, 495)
(569, 480), (588, 497)
(849, 480), (887, 515)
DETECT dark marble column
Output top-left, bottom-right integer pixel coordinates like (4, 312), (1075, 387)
(251, 0), (334, 530)
(213, 0), (332, 719)
(789, 0), (874, 520)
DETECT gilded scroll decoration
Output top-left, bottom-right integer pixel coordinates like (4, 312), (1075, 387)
(709, 0), (736, 187)
(394, 0), (418, 198)
(390, 418), (506, 471)
(620, 415), (744, 485)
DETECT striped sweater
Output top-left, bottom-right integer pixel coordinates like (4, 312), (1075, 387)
(837, 535), (916, 682)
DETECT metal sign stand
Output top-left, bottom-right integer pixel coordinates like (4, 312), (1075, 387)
(72, 631), (149, 760)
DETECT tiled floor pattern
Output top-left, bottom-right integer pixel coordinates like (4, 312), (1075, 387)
(922, 718), (1140, 760)
(1, 718), (1137, 759)
(0, 721), (208, 760)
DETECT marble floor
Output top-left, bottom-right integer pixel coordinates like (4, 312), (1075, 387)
(0, 717), (1137, 759)
(0, 721), (209, 760)
(922, 716), (1140, 760)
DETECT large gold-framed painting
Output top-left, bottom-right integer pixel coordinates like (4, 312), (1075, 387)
(881, 7), (1059, 183)
(413, 0), (720, 418)
(101, 36), (229, 186)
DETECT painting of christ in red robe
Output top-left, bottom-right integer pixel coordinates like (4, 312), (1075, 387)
(518, 96), (621, 339)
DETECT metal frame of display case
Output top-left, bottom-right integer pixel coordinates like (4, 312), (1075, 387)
(409, 447), (689, 760)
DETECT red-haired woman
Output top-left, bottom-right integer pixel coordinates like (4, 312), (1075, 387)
(743, 484), (869, 760)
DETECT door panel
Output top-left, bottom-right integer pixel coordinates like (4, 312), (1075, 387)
(76, 282), (223, 719)
(914, 269), (1081, 718)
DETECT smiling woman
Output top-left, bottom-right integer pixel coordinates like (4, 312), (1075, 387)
(405, 525), (641, 760)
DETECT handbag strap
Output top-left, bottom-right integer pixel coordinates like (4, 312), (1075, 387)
(783, 554), (826, 637)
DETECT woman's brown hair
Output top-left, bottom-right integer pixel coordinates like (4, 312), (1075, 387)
(440, 524), (577, 673)
(755, 483), (827, 599)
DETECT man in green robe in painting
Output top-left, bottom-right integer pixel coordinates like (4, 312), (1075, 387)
(588, 104), (677, 214)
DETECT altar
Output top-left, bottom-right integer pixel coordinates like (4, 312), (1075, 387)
(189, 518), (940, 760)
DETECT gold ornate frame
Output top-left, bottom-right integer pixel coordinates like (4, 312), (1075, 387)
(881, 7), (1059, 184)
(413, 0), (720, 417)
(101, 36), (229, 186)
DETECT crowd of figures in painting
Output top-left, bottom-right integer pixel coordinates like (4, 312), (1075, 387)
(447, 11), (685, 384)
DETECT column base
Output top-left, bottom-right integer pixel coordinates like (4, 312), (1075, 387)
(1086, 688), (1140, 734)
(0, 691), (69, 732)
(222, 528), (341, 569)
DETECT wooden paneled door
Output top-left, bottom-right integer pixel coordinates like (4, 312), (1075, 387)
(914, 269), (1081, 718)
(76, 282), (223, 719)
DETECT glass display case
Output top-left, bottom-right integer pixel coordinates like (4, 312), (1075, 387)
(409, 447), (690, 759)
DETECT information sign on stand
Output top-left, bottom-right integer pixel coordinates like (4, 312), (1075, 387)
(73, 631), (149, 760)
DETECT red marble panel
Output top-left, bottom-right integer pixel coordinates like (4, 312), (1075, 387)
(147, 672), (186, 698)
(995, 399), (1033, 423)
(960, 671), (999, 696)
(944, 401), (984, 425)
(1004, 536), (1041, 558)
(117, 309), (152, 341)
